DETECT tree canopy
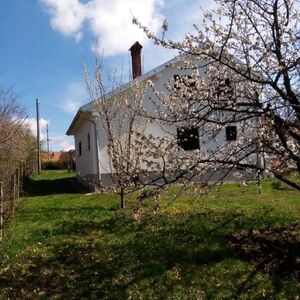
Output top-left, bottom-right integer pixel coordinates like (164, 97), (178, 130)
(134, 0), (300, 190)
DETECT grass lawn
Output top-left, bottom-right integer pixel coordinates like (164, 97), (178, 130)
(0, 170), (299, 299)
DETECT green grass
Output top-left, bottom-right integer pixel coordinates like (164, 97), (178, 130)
(0, 170), (299, 299)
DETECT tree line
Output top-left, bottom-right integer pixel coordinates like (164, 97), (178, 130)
(0, 86), (36, 237)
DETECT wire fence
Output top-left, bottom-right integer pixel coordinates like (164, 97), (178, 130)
(0, 162), (36, 240)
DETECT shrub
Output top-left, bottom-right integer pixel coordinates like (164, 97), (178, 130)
(42, 161), (67, 170)
(137, 187), (156, 201)
(271, 180), (282, 190)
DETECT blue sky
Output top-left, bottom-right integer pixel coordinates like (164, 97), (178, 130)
(0, 0), (212, 151)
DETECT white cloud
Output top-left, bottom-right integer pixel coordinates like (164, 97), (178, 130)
(50, 135), (75, 151)
(23, 119), (74, 152)
(25, 120), (75, 151)
(58, 81), (88, 115)
(41, 0), (164, 56)
(41, 0), (86, 42)
(85, 0), (164, 55)
(24, 117), (49, 140)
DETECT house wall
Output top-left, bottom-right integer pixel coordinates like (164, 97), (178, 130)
(72, 60), (259, 187)
(143, 65), (259, 166)
(74, 119), (99, 183)
(94, 118), (114, 182)
(94, 64), (259, 186)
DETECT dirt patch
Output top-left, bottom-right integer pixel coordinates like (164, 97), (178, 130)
(230, 222), (300, 282)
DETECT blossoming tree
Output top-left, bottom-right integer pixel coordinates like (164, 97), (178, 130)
(134, 0), (300, 190)
(85, 58), (187, 208)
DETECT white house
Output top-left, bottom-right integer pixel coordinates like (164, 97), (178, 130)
(67, 42), (260, 189)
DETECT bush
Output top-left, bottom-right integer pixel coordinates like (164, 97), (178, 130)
(137, 187), (156, 201)
(271, 180), (282, 190)
(42, 161), (67, 170)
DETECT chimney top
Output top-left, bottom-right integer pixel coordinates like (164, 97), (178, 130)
(129, 41), (143, 79)
(129, 41), (143, 52)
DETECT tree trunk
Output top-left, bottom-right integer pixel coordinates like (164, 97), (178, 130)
(120, 188), (125, 209)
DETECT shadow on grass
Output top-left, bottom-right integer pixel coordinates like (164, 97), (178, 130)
(23, 177), (88, 196)
(1, 208), (298, 299)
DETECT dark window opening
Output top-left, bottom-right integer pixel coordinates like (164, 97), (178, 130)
(78, 141), (82, 156)
(237, 165), (246, 170)
(216, 77), (235, 103)
(226, 126), (237, 141)
(87, 133), (91, 151)
(177, 127), (200, 151)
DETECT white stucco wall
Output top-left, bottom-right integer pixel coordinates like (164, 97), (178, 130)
(95, 62), (218, 176)
(71, 57), (258, 186)
(74, 118), (98, 177)
(94, 118), (111, 176)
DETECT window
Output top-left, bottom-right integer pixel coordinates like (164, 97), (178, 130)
(177, 127), (200, 151)
(87, 133), (91, 151)
(215, 77), (235, 103)
(78, 141), (82, 156)
(226, 126), (237, 141)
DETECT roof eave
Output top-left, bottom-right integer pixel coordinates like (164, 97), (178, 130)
(66, 108), (83, 136)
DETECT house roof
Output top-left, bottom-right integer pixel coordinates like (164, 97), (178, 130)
(66, 54), (184, 136)
(66, 108), (83, 136)
(41, 151), (70, 162)
(66, 41), (263, 136)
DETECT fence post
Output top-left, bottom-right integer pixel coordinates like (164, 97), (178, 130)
(23, 163), (26, 182)
(16, 169), (20, 202)
(11, 174), (16, 216)
(20, 165), (23, 193)
(0, 182), (3, 241)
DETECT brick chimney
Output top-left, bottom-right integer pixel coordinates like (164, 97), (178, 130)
(129, 41), (143, 79)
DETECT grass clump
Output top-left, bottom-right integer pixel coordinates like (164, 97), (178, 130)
(137, 186), (157, 201)
(271, 180), (283, 190)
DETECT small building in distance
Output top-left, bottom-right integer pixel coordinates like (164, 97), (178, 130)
(41, 150), (75, 170)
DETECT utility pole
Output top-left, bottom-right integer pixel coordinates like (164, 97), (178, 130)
(36, 99), (41, 174)
(46, 123), (50, 161)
